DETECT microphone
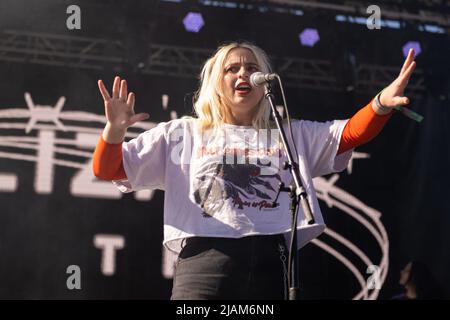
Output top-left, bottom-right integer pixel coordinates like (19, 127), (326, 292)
(249, 72), (277, 87)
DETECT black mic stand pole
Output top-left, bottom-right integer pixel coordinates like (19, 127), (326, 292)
(264, 82), (315, 301)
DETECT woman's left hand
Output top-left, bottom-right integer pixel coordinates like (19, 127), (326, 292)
(378, 48), (416, 108)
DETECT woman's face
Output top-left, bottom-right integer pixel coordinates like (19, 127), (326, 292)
(399, 262), (412, 286)
(222, 48), (265, 123)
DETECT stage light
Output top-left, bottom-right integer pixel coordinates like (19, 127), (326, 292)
(299, 28), (320, 47)
(402, 41), (421, 57)
(183, 12), (204, 33)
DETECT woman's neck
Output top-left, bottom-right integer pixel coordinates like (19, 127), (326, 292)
(224, 112), (253, 126)
(224, 110), (255, 126)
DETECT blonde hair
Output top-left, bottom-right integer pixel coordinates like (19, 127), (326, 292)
(193, 41), (272, 131)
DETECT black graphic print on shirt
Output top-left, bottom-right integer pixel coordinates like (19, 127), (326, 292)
(193, 153), (282, 218)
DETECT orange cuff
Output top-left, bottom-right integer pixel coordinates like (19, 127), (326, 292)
(92, 135), (127, 180)
(338, 99), (393, 155)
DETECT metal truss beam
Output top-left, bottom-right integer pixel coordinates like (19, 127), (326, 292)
(250, 0), (450, 27)
(0, 30), (426, 96)
(0, 30), (125, 70)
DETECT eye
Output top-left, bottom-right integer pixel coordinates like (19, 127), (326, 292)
(248, 66), (259, 72)
(226, 66), (239, 73)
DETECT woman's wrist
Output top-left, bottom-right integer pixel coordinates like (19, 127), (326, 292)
(372, 91), (393, 115)
(102, 122), (126, 144)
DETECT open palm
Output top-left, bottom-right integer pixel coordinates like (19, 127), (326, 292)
(379, 48), (417, 108)
(98, 76), (149, 130)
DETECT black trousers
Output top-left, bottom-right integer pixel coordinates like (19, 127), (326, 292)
(171, 234), (289, 300)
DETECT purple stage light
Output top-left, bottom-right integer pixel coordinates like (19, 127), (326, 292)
(183, 12), (205, 33)
(402, 41), (421, 57)
(299, 28), (320, 47)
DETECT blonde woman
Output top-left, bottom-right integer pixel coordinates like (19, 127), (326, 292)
(93, 41), (416, 299)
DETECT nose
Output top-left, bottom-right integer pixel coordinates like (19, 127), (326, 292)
(238, 66), (250, 79)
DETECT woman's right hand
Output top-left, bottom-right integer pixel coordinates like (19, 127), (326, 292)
(98, 76), (149, 131)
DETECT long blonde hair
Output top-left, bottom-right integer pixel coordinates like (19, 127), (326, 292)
(193, 41), (272, 131)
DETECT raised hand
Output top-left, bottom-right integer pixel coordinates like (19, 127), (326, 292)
(98, 76), (149, 131)
(378, 48), (416, 108)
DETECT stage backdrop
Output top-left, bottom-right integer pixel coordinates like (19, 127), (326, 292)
(0, 0), (449, 299)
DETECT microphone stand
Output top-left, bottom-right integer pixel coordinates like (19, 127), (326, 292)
(264, 81), (315, 300)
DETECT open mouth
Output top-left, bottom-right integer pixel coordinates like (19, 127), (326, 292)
(235, 82), (251, 95)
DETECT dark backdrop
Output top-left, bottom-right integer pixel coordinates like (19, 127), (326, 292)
(0, 0), (449, 299)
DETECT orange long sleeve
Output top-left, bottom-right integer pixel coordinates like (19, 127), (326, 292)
(338, 100), (393, 155)
(92, 135), (127, 180)
(92, 101), (391, 180)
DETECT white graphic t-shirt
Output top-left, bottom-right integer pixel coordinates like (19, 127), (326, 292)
(114, 118), (352, 253)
